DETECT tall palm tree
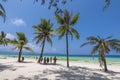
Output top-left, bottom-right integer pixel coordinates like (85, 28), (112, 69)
(11, 32), (33, 62)
(0, 2), (6, 22)
(0, 31), (9, 46)
(54, 9), (80, 67)
(33, 18), (54, 63)
(80, 36), (120, 72)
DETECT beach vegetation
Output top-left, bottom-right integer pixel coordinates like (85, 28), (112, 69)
(33, 18), (54, 63)
(81, 36), (120, 72)
(0, 31), (9, 46)
(54, 9), (80, 67)
(10, 32), (33, 62)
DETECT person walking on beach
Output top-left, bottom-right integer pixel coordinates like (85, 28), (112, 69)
(53, 56), (57, 64)
(43, 57), (46, 64)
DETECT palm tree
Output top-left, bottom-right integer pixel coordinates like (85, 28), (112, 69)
(33, 18), (54, 63)
(80, 36), (120, 72)
(0, 31), (9, 46)
(54, 9), (80, 67)
(0, 3), (6, 22)
(11, 32), (33, 62)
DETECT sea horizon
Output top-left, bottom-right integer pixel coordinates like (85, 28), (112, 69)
(0, 51), (120, 63)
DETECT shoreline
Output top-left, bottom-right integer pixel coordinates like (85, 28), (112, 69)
(0, 55), (120, 64)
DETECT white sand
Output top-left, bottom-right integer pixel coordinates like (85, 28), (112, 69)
(0, 57), (120, 80)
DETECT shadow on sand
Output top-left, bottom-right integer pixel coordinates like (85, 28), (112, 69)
(14, 66), (120, 80)
(0, 61), (30, 72)
(0, 63), (16, 72)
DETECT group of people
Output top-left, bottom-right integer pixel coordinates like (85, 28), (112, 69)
(36, 56), (57, 64)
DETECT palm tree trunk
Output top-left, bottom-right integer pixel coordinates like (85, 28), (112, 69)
(102, 54), (108, 72)
(18, 47), (22, 62)
(66, 33), (69, 67)
(38, 38), (45, 63)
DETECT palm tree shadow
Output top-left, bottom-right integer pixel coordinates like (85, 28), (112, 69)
(107, 70), (120, 76)
(0, 63), (16, 72)
(14, 66), (120, 80)
(40, 63), (62, 66)
(20, 61), (34, 63)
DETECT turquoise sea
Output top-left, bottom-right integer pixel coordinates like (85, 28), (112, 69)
(0, 51), (120, 64)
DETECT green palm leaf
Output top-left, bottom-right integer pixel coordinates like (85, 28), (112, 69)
(104, 35), (113, 40)
(58, 31), (65, 40)
(70, 13), (80, 25)
(91, 45), (99, 55)
(46, 36), (52, 46)
(23, 46), (34, 53)
(71, 28), (80, 39)
(54, 14), (64, 25)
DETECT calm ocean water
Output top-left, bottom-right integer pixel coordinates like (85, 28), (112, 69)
(0, 51), (120, 63)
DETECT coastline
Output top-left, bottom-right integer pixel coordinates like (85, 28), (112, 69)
(0, 54), (120, 64)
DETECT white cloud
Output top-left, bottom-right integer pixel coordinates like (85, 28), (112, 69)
(11, 18), (26, 26)
(6, 33), (15, 40)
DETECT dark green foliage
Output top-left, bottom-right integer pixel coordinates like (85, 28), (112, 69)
(11, 32), (33, 62)
(0, 31), (9, 46)
(81, 36), (120, 72)
(33, 18), (54, 63)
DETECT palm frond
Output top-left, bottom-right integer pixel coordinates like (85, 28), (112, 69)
(16, 32), (28, 44)
(80, 41), (96, 47)
(54, 14), (64, 25)
(55, 26), (66, 34)
(46, 36), (52, 46)
(104, 35), (113, 40)
(70, 13), (80, 25)
(87, 36), (99, 42)
(71, 28), (80, 39)
(108, 39), (120, 43)
(23, 46), (34, 53)
(91, 45), (99, 55)
(69, 31), (73, 40)
(58, 31), (65, 40)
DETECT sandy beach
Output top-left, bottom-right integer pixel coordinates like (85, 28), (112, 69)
(0, 57), (120, 80)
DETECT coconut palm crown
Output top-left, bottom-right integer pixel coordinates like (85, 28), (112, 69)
(11, 32), (33, 62)
(54, 9), (80, 67)
(80, 36), (120, 72)
(0, 31), (9, 46)
(33, 18), (54, 63)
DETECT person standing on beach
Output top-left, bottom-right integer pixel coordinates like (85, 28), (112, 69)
(53, 56), (57, 64)
(47, 57), (49, 63)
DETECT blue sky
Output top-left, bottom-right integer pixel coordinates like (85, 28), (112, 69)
(0, 0), (120, 55)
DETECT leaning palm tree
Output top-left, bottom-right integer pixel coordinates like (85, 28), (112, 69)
(80, 36), (120, 72)
(33, 18), (54, 63)
(54, 9), (80, 67)
(0, 31), (9, 46)
(0, 3), (6, 22)
(11, 32), (33, 62)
